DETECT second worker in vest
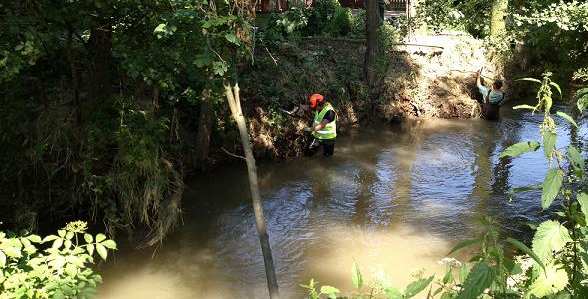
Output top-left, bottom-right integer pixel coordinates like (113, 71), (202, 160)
(304, 93), (337, 157)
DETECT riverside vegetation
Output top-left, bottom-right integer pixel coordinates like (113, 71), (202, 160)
(1, 0), (587, 297)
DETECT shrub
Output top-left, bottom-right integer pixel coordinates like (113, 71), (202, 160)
(325, 6), (353, 36)
(0, 221), (116, 299)
(350, 9), (366, 36)
(307, 0), (347, 36)
(265, 7), (310, 40)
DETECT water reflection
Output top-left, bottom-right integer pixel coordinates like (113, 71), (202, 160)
(98, 104), (583, 299)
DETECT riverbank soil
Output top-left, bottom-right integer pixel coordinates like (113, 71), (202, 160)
(236, 33), (491, 161)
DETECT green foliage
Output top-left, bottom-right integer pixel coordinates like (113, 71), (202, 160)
(0, 221), (115, 298)
(0, 0), (253, 241)
(404, 275), (434, 298)
(300, 279), (340, 299)
(351, 262), (363, 289)
(500, 141), (540, 158)
(415, 0), (476, 34)
(456, 262), (495, 299)
(350, 9), (366, 36)
(541, 169), (563, 209)
(532, 220), (572, 262)
(265, 8), (310, 40)
(514, 1), (588, 32)
(307, 0), (352, 36)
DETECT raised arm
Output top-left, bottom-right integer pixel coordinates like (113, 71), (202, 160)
(476, 68), (483, 88)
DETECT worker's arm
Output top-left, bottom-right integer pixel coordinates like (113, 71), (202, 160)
(313, 120), (329, 132)
(476, 68), (483, 88)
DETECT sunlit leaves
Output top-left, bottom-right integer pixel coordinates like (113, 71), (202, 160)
(0, 250), (5, 267)
(84, 234), (93, 243)
(513, 104), (537, 111)
(505, 238), (545, 272)
(577, 87), (588, 112)
(95, 234), (106, 243)
(351, 262), (363, 289)
(542, 130), (557, 159)
(555, 111), (577, 128)
(212, 61), (228, 76)
(529, 262), (569, 297)
(577, 193), (588, 225)
(550, 82), (562, 97)
(541, 169), (564, 209)
(456, 262), (495, 299)
(532, 220), (571, 262)
(52, 238), (63, 250)
(319, 286), (340, 299)
(0, 221), (116, 298)
(500, 141), (540, 158)
(404, 275), (434, 298)
(516, 77), (542, 84)
(224, 33), (240, 46)
(96, 243), (108, 260)
(567, 146), (584, 177)
(448, 238), (481, 255)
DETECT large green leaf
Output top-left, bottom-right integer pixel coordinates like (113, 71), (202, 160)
(555, 111), (578, 128)
(0, 250), (5, 267)
(542, 131), (557, 159)
(505, 238), (545, 272)
(550, 82), (562, 97)
(351, 262), (363, 289)
(531, 220), (571, 262)
(101, 240), (117, 250)
(513, 104), (537, 111)
(96, 234), (106, 243)
(500, 141), (540, 158)
(516, 77), (542, 84)
(528, 262), (569, 297)
(319, 286), (340, 299)
(448, 238), (481, 255)
(541, 169), (563, 210)
(384, 287), (402, 299)
(404, 275), (434, 298)
(577, 88), (588, 112)
(568, 146), (584, 177)
(96, 243), (107, 261)
(577, 193), (588, 225)
(456, 262), (495, 299)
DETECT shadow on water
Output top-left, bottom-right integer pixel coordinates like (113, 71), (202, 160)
(98, 103), (585, 299)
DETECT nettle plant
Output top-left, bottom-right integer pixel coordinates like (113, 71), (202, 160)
(0, 221), (116, 299)
(302, 73), (588, 298)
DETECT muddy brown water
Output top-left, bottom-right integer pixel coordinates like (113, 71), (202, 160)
(97, 103), (585, 298)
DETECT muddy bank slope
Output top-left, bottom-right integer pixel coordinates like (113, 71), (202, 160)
(225, 34), (489, 160)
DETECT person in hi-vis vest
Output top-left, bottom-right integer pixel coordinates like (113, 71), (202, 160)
(304, 93), (337, 157)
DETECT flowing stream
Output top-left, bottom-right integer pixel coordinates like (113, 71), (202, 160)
(97, 103), (586, 298)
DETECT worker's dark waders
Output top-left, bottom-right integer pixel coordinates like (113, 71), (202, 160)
(482, 102), (500, 121)
(305, 138), (335, 157)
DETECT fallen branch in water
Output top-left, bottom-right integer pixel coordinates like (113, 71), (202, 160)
(220, 147), (246, 160)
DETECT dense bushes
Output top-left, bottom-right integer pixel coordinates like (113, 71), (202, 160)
(0, 0), (251, 242)
(262, 0), (359, 40)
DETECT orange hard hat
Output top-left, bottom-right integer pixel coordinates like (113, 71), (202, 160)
(309, 93), (324, 109)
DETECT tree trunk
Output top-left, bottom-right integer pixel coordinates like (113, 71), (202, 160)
(195, 89), (214, 169)
(224, 83), (280, 299)
(490, 0), (508, 38)
(364, 0), (379, 85)
(364, 0), (381, 117)
(88, 24), (113, 101)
